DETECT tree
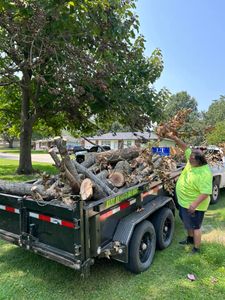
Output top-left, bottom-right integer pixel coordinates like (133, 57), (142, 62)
(163, 91), (205, 144)
(206, 121), (225, 145)
(0, 0), (165, 174)
(164, 91), (198, 119)
(0, 85), (20, 148)
(204, 96), (225, 126)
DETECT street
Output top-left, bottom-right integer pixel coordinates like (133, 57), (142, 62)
(0, 153), (54, 163)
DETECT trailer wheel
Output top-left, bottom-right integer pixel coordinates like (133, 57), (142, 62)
(152, 208), (175, 250)
(210, 179), (220, 204)
(126, 220), (156, 274)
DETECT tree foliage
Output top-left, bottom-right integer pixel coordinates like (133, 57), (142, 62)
(204, 96), (225, 126)
(206, 120), (225, 145)
(0, 0), (165, 173)
(163, 91), (204, 145)
(164, 91), (198, 119)
(0, 85), (20, 147)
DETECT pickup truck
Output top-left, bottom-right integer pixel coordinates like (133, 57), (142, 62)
(0, 168), (182, 276)
(194, 146), (225, 204)
(210, 162), (225, 204)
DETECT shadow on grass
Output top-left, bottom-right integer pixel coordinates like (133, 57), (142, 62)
(0, 242), (130, 291)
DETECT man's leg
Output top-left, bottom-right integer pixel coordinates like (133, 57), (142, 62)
(188, 229), (193, 238)
(193, 229), (201, 248)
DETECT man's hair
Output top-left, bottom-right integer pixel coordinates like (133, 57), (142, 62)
(192, 150), (208, 166)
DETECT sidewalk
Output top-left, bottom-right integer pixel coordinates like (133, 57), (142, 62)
(0, 153), (54, 163)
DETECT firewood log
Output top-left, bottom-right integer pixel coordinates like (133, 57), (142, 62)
(48, 148), (61, 168)
(80, 178), (94, 200)
(95, 147), (140, 164)
(72, 160), (114, 196)
(114, 160), (132, 175)
(80, 178), (108, 200)
(54, 137), (80, 193)
(0, 181), (38, 196)
(108, 172), (125, 188)
(81, 153), (96, 168)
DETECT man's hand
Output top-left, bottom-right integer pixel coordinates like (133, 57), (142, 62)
(188, 202), (197, 214)
(188, 194), (209, 214)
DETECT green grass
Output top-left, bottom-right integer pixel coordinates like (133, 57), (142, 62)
(0, 159), (58, 181)
(0, 160), (225, 299)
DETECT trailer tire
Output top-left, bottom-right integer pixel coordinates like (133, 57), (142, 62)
(126, 220), (156, 274)
(210, 179), (220, 205)
(152, 208), (175, 250)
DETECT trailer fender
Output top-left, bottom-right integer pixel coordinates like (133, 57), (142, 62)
(113, 196), (174, 247)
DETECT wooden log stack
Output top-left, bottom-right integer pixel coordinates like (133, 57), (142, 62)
(0, 137), (181, 203)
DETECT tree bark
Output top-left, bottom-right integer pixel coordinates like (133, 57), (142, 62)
(72, 160), (114, 196)
(8, 138), (14, 148)
(95, 147), (140, 164)
(54, 137), (80, 193)
(0, 180), (37, 196)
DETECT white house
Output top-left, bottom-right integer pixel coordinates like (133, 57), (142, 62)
(83, 132), (175, 150)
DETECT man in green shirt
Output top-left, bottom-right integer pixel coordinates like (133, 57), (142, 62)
(169, 134), (212, 253)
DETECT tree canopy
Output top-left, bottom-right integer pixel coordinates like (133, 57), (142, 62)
(0, 0), (165, 173)
(206, 120), (225, 145)
(0, 85), (21, 147)
(204, 96), (225, 126)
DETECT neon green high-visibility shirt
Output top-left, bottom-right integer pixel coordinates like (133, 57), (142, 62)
(176, 148), (212, 211)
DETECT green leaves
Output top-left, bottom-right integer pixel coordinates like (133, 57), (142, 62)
(0, 0), (165, 136)
(206, 121), (225, 145)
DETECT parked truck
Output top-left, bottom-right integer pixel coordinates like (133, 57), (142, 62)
(210, 162), (225, 204)
(0, 168), (183, 276)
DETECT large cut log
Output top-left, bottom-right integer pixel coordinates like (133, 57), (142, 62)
(72, 160), (114, 196)
(0, 180), (36, 195)
(108, 172), (125, 188)
(48, 148), (61, 168)
(80, 178), (93, 200)
(81, 153), (96, 168)
(54, 137), (80, 193)
(95, 147), (140, 164)
(108, 160), (132, 188)
(80, 178), (107, 200)
(0, 180), (59, 200)
(114, 160), (132, 175)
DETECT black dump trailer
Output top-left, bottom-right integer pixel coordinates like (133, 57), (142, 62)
(0, 170), (182, 276)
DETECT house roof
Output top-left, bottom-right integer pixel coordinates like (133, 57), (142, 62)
(86, 131), (159, 141)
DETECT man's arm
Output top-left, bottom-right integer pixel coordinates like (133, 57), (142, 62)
(169, 135), (187, 152)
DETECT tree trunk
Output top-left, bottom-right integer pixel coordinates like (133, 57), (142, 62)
(17, 119), (33, 174)
(8, 138), (14, 149)
(17, 73), (35, 175)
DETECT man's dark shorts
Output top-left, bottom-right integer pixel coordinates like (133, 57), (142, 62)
(179, 206), (205, 230)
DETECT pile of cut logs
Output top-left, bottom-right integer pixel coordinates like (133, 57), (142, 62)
(0, 137), (178, 204)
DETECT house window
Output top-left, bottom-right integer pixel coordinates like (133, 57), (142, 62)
(124, 140), (132, 148)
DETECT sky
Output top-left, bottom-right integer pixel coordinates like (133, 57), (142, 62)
(135, 0), (225, 112)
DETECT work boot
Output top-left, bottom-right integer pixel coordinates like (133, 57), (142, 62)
(179, 236), (194, 245)
(191, 247), (200, 254)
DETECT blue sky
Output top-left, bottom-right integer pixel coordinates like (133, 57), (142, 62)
(135, 0), (225, 111)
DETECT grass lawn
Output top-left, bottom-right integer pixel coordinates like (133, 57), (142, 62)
(0, 160), (225, 299)
(0, 159), (58, 181)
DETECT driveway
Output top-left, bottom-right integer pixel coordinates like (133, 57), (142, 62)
(0, 152), (54, 163)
